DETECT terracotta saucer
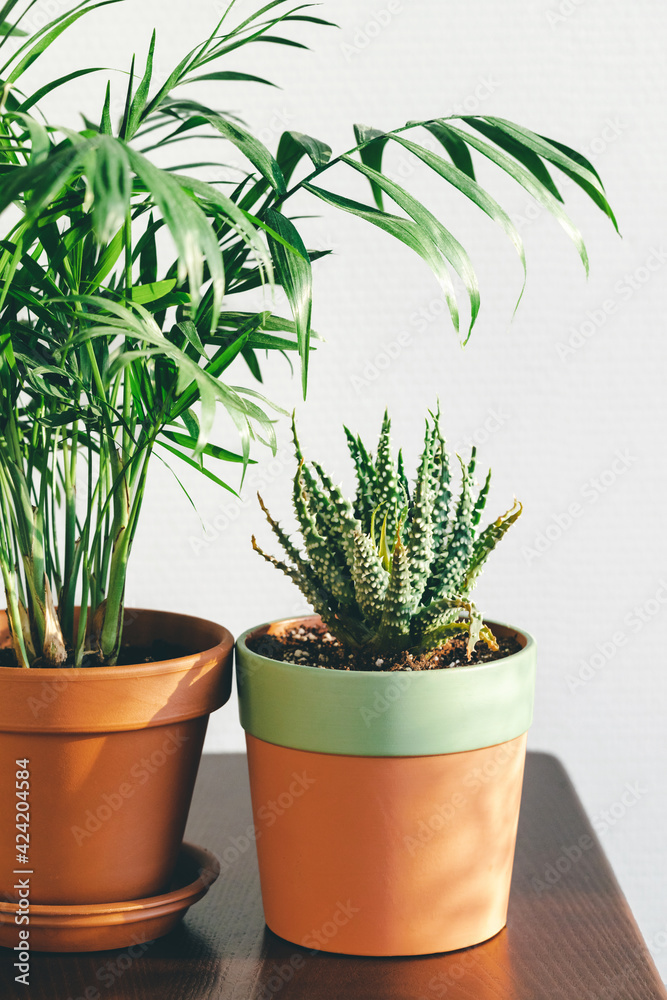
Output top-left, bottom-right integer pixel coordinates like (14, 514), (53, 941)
(0, 841), (220, 953)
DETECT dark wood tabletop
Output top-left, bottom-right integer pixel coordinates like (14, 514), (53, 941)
(1, 751), (665, 1000)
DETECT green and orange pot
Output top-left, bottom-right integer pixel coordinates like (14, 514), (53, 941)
(236, 614), (536, 957)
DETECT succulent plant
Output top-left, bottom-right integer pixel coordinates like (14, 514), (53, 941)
(252, 410), (522, 660)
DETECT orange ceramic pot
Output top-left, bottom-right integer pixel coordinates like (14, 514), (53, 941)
(236, 615), (536, 956)
(0, 609), (233, 907)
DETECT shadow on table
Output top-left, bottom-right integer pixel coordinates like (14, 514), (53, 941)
(0, 922), (221, 1000)
(252, 923), (514, 1000)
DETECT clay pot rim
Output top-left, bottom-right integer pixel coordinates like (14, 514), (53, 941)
(0, 608), (235, 732)
(0, 842), (219, 923)
(236, 614), (536, 757)
(0, 607), (234, 678)
(237, 613), (535, 677)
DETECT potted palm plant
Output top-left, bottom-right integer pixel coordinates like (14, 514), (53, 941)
(0, 0), (616, 951)
(237, 411), (534, 955)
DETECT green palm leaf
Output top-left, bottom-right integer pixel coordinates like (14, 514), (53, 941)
(422, 121), (475, 179)
(16, 67), (108, 113)
(390, 133), (527, 312)
(0, 21), (27, 37)
(264, 206), (313, 395)
(354, 123), (389, 210)
(125, 147), (225, 324)
(3, 0), (122, 84)
(474, 117), (617, 230)
(342, 154), (480, 338)
(303, 182), (460, 333)
(437, 120), (591, 274)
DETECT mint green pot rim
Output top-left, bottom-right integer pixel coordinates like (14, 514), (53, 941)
(235, 615), (536, 757)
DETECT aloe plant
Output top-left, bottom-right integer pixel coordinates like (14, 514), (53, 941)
(0, 0), (615, 666)
(253, 411), (522, 661)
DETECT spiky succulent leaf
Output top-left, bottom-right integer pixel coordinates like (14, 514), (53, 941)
(418, 603), (497, 657)
(344, 425), (375, 530)
(299, 462), (352, 578)
(417, 621), (470, 654)
(425, 455), (474, 601)
(405, 495), (434, 607)
(397, 448), (410, 503)
(441, 456), (475, 594)
(413, 594), (469, 633)
(422, 418), (442, 491)
(305, 467), (340, 538)
(257, 492), (304, 567)
(430, 416), (452, 557)
(292, 465), (355, 604)
(404, 443), (435, 607)
(479, 623), (499, 652)
(377, 508), (393, 571)
(251, 535), (331, 619)
(472, 468), (492, 527)
(375, 533), (413, 648)
(461, 499), (523, 596)
(468, 445), (477, 479)
(251, 535), (365, 649)
(311, 460), (359, 563)
(373, 410), (402, 546)
(256, 489), (349, 609)
(467, 605), (493, 659)
(351, 529), (389, 621)
(291, 414), (332, 525)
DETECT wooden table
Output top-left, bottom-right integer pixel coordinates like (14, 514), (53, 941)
(1, 751), (665, 999)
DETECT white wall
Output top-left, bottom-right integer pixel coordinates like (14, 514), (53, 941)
(29, 0), (667, 975)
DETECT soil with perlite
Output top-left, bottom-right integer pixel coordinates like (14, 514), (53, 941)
(248, 621), (521, 671)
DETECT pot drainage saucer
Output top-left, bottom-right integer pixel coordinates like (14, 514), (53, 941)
(0, 841), (220, 953)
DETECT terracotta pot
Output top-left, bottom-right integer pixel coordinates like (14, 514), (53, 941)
(236, 614), (536, 957)
(0, 609), (233, 906)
